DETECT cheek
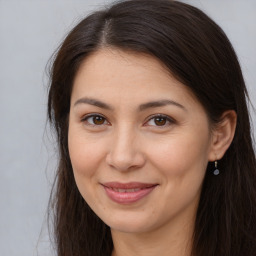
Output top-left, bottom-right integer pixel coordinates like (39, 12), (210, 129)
(147, 132), (210, 178)
(146, 133), (210, 218)
(68, 129), (108, 209)
(68, 127), (106, 180)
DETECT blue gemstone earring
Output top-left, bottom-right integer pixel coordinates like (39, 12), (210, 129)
(213, 160), (220, 175)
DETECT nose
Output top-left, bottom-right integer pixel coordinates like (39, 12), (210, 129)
(106, 127), (146, 171)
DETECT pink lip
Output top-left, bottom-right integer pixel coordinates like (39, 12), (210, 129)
(102, 182), (158, 204)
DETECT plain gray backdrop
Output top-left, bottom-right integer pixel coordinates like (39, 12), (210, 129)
(0, 0), (255, 255)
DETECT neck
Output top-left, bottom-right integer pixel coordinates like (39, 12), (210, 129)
(111, 212), (195, 256)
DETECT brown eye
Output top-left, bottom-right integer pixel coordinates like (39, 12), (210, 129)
(93, 116), (105, 125)
(154, 116), (167, 126)
(146, 114), (174, 127)
(82, 114), (108, 126)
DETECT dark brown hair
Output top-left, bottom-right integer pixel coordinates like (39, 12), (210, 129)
(47, 0), (256, 255)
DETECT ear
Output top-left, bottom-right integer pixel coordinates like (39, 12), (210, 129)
(208, 110), (237, 161)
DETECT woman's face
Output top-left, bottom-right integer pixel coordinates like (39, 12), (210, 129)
(68, 48), (214, 234)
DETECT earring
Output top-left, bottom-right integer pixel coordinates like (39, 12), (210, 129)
(213, 160), (220, 175)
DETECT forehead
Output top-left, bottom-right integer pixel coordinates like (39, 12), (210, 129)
(71, 48), (199, 109)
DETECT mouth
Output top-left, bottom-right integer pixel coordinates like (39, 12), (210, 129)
(101, 182), (158, 204)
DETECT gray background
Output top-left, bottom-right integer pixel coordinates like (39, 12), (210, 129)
(0, 1), (255, 255)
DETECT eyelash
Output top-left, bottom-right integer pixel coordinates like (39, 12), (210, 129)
(81, 114), (175, 128)
(81, 113), (110, 127)
(144, 114), (175, 127)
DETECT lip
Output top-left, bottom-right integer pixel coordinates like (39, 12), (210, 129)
(102, 182), (158, 204)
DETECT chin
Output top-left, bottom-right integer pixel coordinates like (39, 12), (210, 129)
(109, 221), (151, 234)
(101, 212), (158, 234)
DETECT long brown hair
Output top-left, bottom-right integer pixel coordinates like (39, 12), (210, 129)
(47, 0), (256, 255)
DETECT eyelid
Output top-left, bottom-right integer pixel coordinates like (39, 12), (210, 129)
(80, 113), (175, 128)
(81, 113), (110, 126)
(144, 114), (176, 127)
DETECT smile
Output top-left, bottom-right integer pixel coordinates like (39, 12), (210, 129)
(111, 188), (142, 192)
(102, 182), (158, 204)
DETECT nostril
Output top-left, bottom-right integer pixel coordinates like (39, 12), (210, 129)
(106, 149), (146, 171)
(106, 131), (146, 171)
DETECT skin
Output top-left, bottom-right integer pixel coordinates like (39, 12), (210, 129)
(68, 48), (236, 256)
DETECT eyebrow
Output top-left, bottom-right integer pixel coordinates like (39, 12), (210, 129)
(138, 100), (186, 111)
(74, 97), (186, 112)
(74, 97), (113, 110)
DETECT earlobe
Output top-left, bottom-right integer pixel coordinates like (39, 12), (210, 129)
(208, 110), (237, 161)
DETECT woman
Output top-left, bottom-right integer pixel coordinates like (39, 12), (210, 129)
(47, 0), (256, 255)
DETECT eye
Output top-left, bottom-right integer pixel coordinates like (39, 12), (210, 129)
(81, 114), (109, 126)
(145, 114), (175, 127)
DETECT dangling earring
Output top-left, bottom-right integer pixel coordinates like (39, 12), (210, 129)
(213, 160), (220, 175)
